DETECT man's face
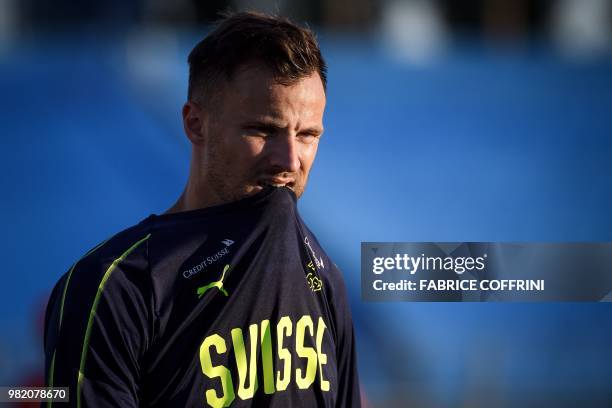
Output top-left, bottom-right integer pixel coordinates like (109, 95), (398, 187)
(190, 64), (326, 205)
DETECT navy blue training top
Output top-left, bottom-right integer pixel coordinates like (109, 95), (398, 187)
(43, 186), (361, 407)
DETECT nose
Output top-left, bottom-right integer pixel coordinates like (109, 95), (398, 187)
(266, 134), (300, 174)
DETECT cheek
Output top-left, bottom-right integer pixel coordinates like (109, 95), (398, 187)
(244, 137), (265, 156)
(217, 133), (263, 160)
(299, 143), (319, 173)
(228, 137), (266, 176)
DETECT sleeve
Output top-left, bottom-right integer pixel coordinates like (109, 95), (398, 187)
(43, 235), (153, 408)
(329, 265), (362, 408)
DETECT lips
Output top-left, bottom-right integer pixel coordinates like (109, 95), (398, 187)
(257, 177), (296, 188)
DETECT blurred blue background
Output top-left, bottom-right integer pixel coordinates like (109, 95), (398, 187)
(1, 0), (612, 406)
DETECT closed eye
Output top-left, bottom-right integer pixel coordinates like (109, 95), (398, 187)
(298, 130), (323, 143)
(242, 124), (280, 137)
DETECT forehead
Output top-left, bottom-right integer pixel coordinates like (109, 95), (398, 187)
(218, 64), (326, 122)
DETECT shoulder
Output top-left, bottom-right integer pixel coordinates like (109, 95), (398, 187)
(77, 219), (151, 275)
(55, 217), (154, 311)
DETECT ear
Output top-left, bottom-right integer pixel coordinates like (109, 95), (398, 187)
(182, 101), (207, 145)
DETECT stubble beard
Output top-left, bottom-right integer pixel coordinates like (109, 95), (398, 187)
(204, 141), (253, 205)
(204, 136), (306, 205)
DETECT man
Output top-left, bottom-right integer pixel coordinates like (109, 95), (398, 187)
(43, 11), (361, 408)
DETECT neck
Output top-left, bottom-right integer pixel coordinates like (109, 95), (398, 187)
(164, 171), (221, 215)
